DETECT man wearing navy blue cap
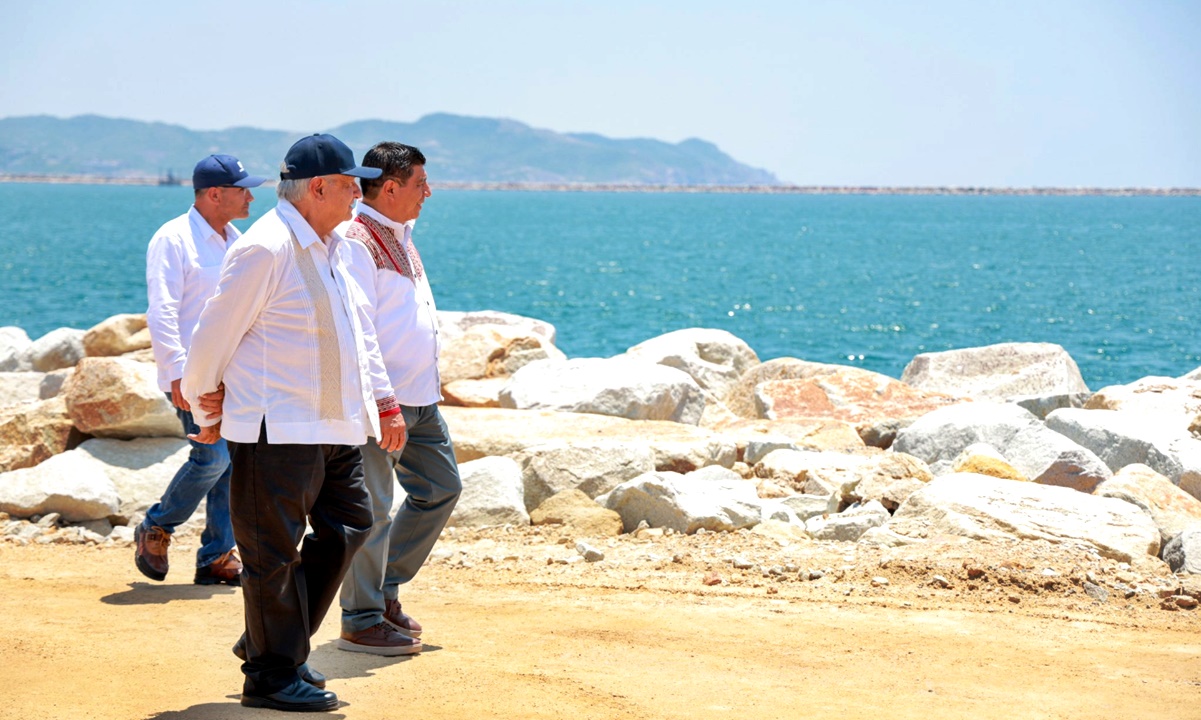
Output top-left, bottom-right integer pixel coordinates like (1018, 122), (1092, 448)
(182, 134), (407, 713)
(136, 154), (266, 587)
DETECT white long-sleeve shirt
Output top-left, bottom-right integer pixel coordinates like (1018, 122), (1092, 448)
(338, 204), (443, 407)
(181, 199), (398, 445)
(145, 207), (238, 392)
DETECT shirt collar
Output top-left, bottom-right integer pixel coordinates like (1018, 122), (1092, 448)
(187, 206), (236, 243)
(275, 199), (329, 250)
(356, 202), (414, 238)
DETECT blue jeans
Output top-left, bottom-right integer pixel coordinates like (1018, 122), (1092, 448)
(141, 395), (236, 568)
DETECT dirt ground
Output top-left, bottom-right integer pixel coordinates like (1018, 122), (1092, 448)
(3, 525), (1201, 720)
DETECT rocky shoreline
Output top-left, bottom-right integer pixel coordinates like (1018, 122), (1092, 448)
(2, 311), (1200, 612)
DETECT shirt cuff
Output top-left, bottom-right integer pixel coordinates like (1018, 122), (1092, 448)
(377, 395), (401, 418)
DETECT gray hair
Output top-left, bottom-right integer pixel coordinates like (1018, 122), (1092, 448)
(276, 178), (309, 203)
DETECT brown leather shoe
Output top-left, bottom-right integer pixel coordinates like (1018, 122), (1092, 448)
(384, 599), (423, 638)
(194, 548), (242, 586)
(134, 524), (171, 581)
(337, 622), (422, 656)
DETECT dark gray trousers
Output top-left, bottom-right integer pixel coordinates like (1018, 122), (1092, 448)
(340, 404), (461, 633)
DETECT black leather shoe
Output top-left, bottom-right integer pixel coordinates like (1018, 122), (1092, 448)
(298, 663), (326, 689)
(241, 678), (338, 712)
(232, 640), (327, 689)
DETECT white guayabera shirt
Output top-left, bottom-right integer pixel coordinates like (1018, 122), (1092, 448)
(145, 207), (239, 393)
(182, 199), (396, 446)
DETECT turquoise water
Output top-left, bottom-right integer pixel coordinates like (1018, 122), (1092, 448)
(0, 183), (1198, 389)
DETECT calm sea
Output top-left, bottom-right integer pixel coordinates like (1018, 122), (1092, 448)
(0, 183), (1198, 389)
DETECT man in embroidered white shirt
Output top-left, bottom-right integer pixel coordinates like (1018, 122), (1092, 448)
(181, 134), (406, 713)
(336, 142), (461, 656)
(135, 154), (264, 587)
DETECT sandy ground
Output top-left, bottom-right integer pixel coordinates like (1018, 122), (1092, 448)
(3, 526), (1201, 720)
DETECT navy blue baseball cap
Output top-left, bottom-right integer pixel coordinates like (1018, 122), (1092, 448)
(192, 154), (267, 190)
(280, 134), (383, 181)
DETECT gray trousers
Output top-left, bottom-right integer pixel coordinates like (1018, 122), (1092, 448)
(340, 404), (461, 634)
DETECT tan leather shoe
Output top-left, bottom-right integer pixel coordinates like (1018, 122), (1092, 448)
(384, 599), (423, 638)
(337, 622), (422, 656)
(134, 524), (171, 581)
(194, 548), (242, 586)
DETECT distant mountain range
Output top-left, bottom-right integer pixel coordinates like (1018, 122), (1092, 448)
(0, 113), (780, 185)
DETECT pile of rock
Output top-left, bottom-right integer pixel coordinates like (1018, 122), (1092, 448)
(3, 313), (1201, 591)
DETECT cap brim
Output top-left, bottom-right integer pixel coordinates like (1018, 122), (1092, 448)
(343, 166), (383, 179)
(232, 175), (268, 188)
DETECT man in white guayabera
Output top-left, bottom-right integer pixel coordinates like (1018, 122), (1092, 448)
(336, 142), (461, 656)
(182, 134), (406, 713)
(135, 154), (265, 587)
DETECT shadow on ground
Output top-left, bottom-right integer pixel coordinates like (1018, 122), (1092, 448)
(141, 698), (349, 719)
(307, 638), (440, 682)
(101, 582), (237, 605)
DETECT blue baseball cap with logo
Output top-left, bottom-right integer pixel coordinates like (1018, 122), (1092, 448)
(192, 154), (267, 190)
(280, 134), (383, 181)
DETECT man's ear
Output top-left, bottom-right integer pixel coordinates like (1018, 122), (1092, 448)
(309, 176), (324, 199)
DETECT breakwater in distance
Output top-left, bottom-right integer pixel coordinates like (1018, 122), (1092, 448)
(1, 174), (1198, 196)
(0, 182), (1198, 390)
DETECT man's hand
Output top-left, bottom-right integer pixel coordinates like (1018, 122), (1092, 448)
(170, 378), (190, 412)
(188, 421), (222, 445)
(197, 383), (225, 422)
(377, 412), (407, 453)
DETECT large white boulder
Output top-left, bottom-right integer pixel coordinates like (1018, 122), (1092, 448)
(448, 456), (529, 528)
(900, 342), (1089, 401)
(0, 327), (33, 371)
(440, 406), (736, 473)
(622, 328), (759, 402)
(0, 450), (120, 522)
(893, 401), (1111, 492)
(438, 325), (566, 385)
(888, 473), (1160, 562)
(723, 358), (840, 419)
(0, 397), (83, 473)
(1093, 464), (1201, 545)
(0, 371), (45, 408)
(437, 310), (557, 345)
(1045, 408), (1190, 483)
(751, 447), (931, 510)
(753, 449), (872, 496)
(513, 441), (655, 511)
(82, 313), (151, 357)
(805, 500), (890, 542)
(23, 327), (86, 372)
(499, 358), (706, 425)
(779, 492), (840, 521)
(440, 378), (508, 408)
(716, 418), (866, 455)
(599, 465), (762, 534)
(62, 357), (180, 438)
(75, 437), (192, 519)
(1086, 376), (1201, 430)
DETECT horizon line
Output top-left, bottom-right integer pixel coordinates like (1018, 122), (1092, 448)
(0, 174), (1198, 196)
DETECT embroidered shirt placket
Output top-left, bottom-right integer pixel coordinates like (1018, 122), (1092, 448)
(288, 228), (344, 421)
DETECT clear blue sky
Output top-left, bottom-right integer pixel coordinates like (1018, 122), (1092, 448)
(2, 0), (1198, 186)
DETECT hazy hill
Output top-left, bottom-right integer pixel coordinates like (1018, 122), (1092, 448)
(0, 113), (780, 185)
